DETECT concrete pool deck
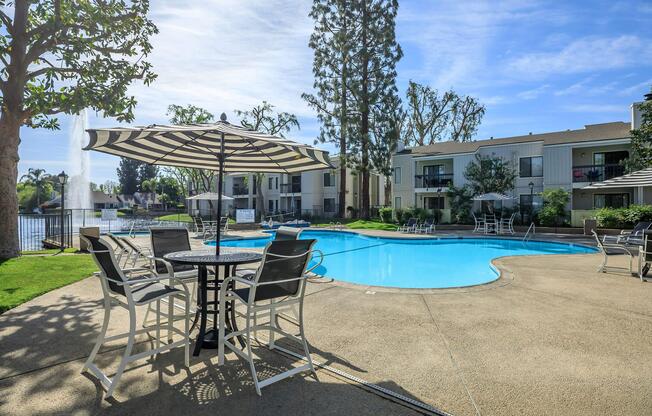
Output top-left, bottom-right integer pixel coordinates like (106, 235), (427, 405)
(1, 229), (651, 415)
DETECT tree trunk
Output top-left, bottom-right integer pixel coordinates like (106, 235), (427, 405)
(338, 10), (348, 220)
(256, 174), (265, 222)
(0, 116), (22, 259)
(384, 177), (391, 206)
(360, 1), (370, 220)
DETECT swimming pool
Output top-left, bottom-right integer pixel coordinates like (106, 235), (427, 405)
(207, 230), (597, 289)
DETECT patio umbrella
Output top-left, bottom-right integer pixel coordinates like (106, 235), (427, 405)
(472, 192), (514, 201)
(185, 192), (234, 201)
(582, 167), (652, 189)
(85, 113), (333, 254)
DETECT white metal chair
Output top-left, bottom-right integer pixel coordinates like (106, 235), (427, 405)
(484, 214), (497, 234)
(397, 217), (417, 233)
(472, 213), (485, 233)
(118, 235), (152, 268)
(417, 218), (435, 234)
(592, 231), (633, 274)
(218, 239), (322, 395)
(80, 235), (191, 398)
(638, 231), (652, 282)
(499, 213), (516, 235)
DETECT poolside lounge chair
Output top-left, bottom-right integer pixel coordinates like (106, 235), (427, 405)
(105, 233), (133, 267)
(611, 221), (652, 246)
(117, 236), (152, 268)
(218, 239), (322, 395)
(592, 231), (633, 274)
(80, 235), (191, 398)
(275, 225), (304, 240)
(638, 231), (652, 282)
(472, 213), (485, 233)
(398, 217), (417, 233)
(417, 218), (435, 234)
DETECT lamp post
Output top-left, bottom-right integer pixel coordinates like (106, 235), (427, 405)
(528, 181), (534, 223)
(57, 171), (68, 251)
(436, 187), (442, 224)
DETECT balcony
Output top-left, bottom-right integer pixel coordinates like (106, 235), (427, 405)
(232, 185), (249, 196)
(572, 164), (625, 183)
(414, 174), (453, 189)
(280, 183), (301, 194)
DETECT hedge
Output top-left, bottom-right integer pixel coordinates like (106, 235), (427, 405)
(594, 205), (652, 229)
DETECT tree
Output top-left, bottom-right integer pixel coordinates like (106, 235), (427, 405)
(167, 104), (214, 125)
(0, 0), (157, 259)
(20, 168), (48, 207)
(464, 154), (516, 195)
(538, 188), (570, 227)
(235, 101), (300, 220)
(303, 0), (356, 218)
(371, 93), (403, 205)
(117, 158), (141, 195)
(138, 163), (158, 189)
(625, 91), (652, 172)
(447, 185), (474, 224)
(346, 0), (402, 219)
(402, 81), (485, 147)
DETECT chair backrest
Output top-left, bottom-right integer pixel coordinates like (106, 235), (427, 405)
(592, 231), (606, 253)
(193, 216), (203, 231)
(275, 226), (303, 240)
(631, 222), (652, 237)
(119, 236), (143, 254)
(644, 231), (652, 262)
(252, 239), (317, 302)
(407, 218), (417, 226)
(106, 233), (129, 252)
(149, 227), (195, 274)
(81, 235), (127, 296)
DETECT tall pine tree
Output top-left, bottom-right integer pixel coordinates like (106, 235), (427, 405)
(347, 0), (402, 219)
(303, 0), (355, 218)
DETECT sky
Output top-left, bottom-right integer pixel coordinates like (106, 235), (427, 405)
(16, 0), (652, 184)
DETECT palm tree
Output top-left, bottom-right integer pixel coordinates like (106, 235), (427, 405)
(20, 168), (48, 208)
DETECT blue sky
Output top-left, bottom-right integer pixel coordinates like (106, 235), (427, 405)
(16, 0), (652, 184)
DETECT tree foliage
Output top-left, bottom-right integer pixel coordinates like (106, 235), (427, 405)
(20, 167), (48, 207)
(538, 188), (570, 227)
(446, 185), (474, 224)
(625, 91), (652, 172)
(464, 154), (516, 195)
(402, 81), (485, 146)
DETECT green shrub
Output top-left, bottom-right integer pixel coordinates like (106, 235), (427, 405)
(379, 207), (394, 223)
(538, 188), (570, 227)
(595, 205), (652, 228)
(412, 207), (429, 222)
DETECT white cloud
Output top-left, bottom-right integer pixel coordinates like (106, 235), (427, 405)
(507, 35), (652, 78)
(125, 0), (316, 126)
(564, 104), (626, 113)
(517, 84), (549, 100)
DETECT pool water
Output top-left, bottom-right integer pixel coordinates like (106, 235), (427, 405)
(208, 230), (597, 289)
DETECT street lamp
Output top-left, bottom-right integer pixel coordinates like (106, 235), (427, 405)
(436, 187), (442, 224)
(528, 181), (534, 223)
(58, 171), (68, 250)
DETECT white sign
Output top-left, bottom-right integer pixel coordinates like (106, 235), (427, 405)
(236, 209), (255, 224)
(101, 209), (118, 221)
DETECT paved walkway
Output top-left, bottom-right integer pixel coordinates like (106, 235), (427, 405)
(1, 230), (651, 415)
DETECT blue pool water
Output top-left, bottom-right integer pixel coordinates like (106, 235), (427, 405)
(208, 230), (597, 288)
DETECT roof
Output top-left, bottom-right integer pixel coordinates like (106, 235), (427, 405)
(91, 191), (120, 204)
(398, 122), (632, 157)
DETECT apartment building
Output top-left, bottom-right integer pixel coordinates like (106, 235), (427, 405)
(222, 160), (386, 219)
(392, 103), (650, 226)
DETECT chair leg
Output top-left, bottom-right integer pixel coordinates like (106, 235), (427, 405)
(298, 299), (316, 378)
(184, 296), (190, 368)
(268, 300), (276, 350)
(156, 300), (161, 350)
(106, 309), (137, 398)
(244, 312), (262, 396)
(598, 253), (607, 273)
(82, 299), (111, 373)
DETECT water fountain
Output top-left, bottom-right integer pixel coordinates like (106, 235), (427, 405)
(66, 109), (92, 228)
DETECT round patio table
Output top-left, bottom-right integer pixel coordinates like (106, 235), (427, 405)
(163, 250), (262, 356)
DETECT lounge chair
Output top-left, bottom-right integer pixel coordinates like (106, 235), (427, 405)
(398, 217), (417, 233)
(105, 233), (133, 267)
(638, 231), (652, 282)
(592, 231), (633, 274)
(417, 218), (435, 234)
(217, 239), (322, 395)
(117, 235), (152, 268)
(614, 221), (651, 245)
(472, 213), (485, 233)
(80, 234), (191, 398)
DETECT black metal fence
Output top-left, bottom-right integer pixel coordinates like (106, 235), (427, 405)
(19, 210), (72, 251)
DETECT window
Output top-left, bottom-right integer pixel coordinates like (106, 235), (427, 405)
(275, 177), (278, 189)
(424, 196), (444, 210)
(594, 193), (629, 209)
(394, 167), (402, 184)
(520, 194), (543, 214)
(519, 156), (543, 177)
(324, 198), (335, 213)
(268, 177), (273, 190)
(323, 171), (335, 187)
(268, 200), (274, 212)
(394, 196), (401, 209)
(594, 151), (629, 166)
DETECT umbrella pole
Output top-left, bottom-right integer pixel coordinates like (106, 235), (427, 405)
(215, 132), (226, 256)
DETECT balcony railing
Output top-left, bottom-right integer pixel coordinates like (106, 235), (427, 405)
(572, 164), (625, 183)
(280, 183), (301, 193)
(414, 174), (454, 189)
(232, 185), (249, 195)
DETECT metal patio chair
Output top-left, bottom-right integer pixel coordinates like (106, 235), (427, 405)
(638, 231), (652, 282)
(417, 218), (435, 234)
(218, 239), (323, 395)
(117, 235), (152, 268)
(592, 231), (633, 274)
(105, 233), (132, 267)
(472, 213), (485, 233)
(80, 235), (191, 398)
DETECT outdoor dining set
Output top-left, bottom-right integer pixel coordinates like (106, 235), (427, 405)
(472, 213), (516, 235)
(81, 226), (322, 398)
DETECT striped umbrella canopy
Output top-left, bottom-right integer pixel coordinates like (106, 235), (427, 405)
(85, 114), (333, 254)
(186, 192), (233, 201)
(472, 192), (514, 201)
(582, 168), (652, 189)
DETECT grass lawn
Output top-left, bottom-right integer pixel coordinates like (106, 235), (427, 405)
(21, 248), (78, 256)
(312, 218), (397, 231)
(0, 254), (98, 314)
(156, 213), (193, 223)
